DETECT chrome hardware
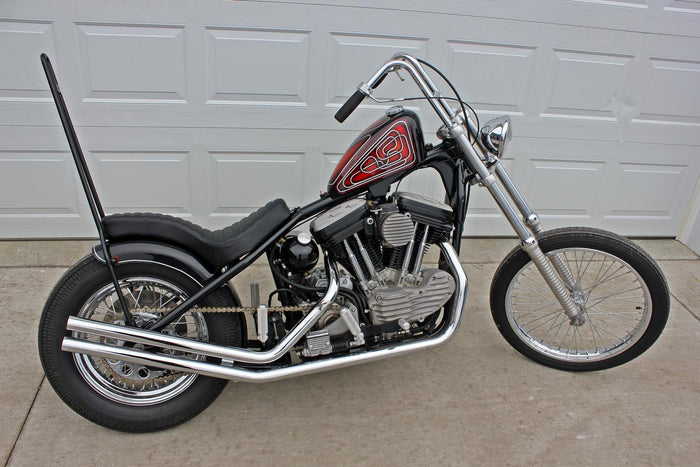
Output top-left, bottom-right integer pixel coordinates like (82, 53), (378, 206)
(521, 237), (583, 324)
(250, 281), (260, 307)
(400, 224), (419, 280)
(353, 233), (381, 283)
(385, 105), (403, 117)
(296, 231), (312, 246)
(340, 307), (365, 345)
(251, 281), (268, 344)
(300, 330), (333, 358)
(61, 242), (466, 384)
(436, 125), (450, 140)
(380, 212), (414, 247)
(256, 304), (268, 344)
(343, 239), (367, 283)
(479, 116), (512, 159)
(368, 268), (455, 325)
(412, 226), (430, 275)
(65, 255), (340, 366)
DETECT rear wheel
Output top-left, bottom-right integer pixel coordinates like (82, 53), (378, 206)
(490, 228), (669, 371)
(39, 256), (242, 432)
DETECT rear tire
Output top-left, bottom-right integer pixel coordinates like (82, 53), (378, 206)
(39, 256), (243, 432)
(490, 228), (669, 371)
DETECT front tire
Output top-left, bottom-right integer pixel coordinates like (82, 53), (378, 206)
(39, 256), (243, 432)
(490, 228), (669, 371)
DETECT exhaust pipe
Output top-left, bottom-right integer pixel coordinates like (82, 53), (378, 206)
(62, 242), (467, 383)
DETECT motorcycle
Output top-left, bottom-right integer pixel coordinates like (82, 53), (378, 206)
(37, 53), (670, 432)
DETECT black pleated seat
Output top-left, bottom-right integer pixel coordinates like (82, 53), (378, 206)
(102, 199), (291, 268)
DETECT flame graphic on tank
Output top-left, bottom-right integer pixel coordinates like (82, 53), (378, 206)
(331, 119), (417, 194)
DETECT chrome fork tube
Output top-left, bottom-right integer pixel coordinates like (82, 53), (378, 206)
(493, 162), (542, 233)
(493, 161), (578, 290)
(449, 127), (582, 322)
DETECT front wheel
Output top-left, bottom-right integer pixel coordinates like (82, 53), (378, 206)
(490, 227), (669, 371)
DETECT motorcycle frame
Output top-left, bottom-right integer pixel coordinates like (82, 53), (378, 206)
(42, 52), (580, 379)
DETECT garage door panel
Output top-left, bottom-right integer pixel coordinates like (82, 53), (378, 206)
(90, 151), (192, 214)
(637, 58), (700, 123)
(76, 23), (187, 103)
(205, 27), (310, 105)
(607, 162), (691, 219)
(444, 41), (536, 115)
(207, 151), (305, 224)
(0, 20), (56, 102)
(0, 151), (79, 215)
(328, 32), (429, 105)
(542, 50), (633, 121)
(527, 159), (605, 218)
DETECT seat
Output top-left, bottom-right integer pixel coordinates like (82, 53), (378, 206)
(102, 199), (291, 269)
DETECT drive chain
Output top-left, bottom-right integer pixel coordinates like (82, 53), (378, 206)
(136, 305), (313, 314)
(90, 304), (312, 390)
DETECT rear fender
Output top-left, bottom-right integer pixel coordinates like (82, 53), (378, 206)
(92, 241), (242, 307)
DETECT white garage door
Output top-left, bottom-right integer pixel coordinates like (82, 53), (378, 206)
(1, 0), (698, 238)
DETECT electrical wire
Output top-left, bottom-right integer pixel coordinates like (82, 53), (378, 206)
(416, 58), (479, 144)
(367, 59), (481, 145)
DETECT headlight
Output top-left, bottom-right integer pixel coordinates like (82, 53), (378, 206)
(479, 116), (511, 159)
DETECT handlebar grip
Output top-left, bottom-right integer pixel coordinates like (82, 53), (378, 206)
(334, 90), (366, 123)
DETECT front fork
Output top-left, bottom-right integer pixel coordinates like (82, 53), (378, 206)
(450, 125), (584, 325)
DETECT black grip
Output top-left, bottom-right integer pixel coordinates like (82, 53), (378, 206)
(335, 90), (365, 123)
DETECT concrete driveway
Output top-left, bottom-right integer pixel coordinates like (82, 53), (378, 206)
(1, 239), (698, 466)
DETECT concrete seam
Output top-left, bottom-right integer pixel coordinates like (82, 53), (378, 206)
(4, 376), (45, 467)
(670, 292), (700, 322)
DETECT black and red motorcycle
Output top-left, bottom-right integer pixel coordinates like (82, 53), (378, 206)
(38, 53), (669, 432)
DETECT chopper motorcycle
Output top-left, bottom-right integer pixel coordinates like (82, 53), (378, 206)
(38, 53), (669, 432)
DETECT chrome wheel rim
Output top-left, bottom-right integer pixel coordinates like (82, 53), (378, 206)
(505, 248), (652, 363)
(73, 277), (208, 406)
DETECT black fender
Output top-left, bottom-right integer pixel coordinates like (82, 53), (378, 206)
(92, 241), (243, 308)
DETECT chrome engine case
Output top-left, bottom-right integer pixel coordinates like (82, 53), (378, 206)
(367, 268), (455, 324)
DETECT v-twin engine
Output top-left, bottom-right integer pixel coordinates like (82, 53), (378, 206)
(309, 192), (456, 329)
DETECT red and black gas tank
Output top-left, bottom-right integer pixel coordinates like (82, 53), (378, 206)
(327, 107), (426, 198)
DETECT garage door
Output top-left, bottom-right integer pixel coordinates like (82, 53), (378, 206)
(1, 0), (698, 238)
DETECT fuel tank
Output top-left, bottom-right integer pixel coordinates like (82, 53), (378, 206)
(327, 107), (425, 198)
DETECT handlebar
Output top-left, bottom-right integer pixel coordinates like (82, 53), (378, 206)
(335, 53), (491, 182)
(334, 53), (459, 127)
(334, 89), (365, 123)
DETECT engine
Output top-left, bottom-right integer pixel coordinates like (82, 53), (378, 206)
(315, 192), (454, 317)
(272, 192), (456, 357)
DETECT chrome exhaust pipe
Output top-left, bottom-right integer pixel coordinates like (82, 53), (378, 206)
(64, 259), (340, 365)
(62, 242), (467, 383)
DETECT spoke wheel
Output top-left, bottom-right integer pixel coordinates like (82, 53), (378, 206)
(490, 228), (669, 371)
(506, 248), (651, 363)
(74, 277), (207, 406)
(39, 256), (243, 432)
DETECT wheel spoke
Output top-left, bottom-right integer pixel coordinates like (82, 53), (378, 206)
(588, 285), (642, 308)
(74, 277), (208, 406)
(504, 244), (652, 363)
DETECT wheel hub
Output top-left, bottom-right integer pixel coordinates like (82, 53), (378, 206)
(74, 277), (208, 405)
(569, 289), (587, 326)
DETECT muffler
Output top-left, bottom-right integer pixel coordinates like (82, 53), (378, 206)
(62, 242), (467, 383)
